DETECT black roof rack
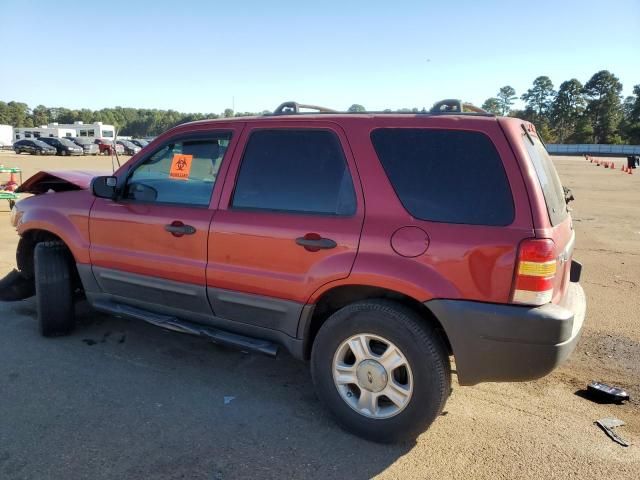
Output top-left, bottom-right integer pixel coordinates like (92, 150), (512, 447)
(272, 102), (338, 115)
(266, 99), (492, 116)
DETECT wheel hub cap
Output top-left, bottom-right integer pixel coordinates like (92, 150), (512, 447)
(332, 333), (414, 419)
(356, 359), (387, 392)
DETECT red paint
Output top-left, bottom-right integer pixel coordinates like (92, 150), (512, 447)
(14, 112), (574, 310)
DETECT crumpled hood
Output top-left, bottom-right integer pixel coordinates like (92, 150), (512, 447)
(17, 170), (109, 194)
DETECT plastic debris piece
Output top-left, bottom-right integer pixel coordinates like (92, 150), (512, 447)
(587, 382), (630, 403)
(224, 396), (236, 405)
(595, 418), (630, 447)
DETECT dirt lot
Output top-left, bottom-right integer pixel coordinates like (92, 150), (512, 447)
(0, 151), (638, 479)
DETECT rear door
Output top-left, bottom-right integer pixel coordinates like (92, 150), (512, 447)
(207, 122), (364, 336)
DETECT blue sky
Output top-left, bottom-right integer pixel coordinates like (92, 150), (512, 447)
(2, 0), (638, 113)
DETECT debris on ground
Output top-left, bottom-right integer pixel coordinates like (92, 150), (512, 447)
(224, 396), (236, 405)
(0, 269), (34, 301)
(595, 418), (630, 447)
(585, 381), (630, 403)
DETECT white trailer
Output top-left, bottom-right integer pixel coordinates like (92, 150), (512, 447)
(0, 124), (13, 147)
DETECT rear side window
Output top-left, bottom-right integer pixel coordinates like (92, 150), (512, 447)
(371, 129), (514, 226)
(232, 130), (356, 215)
(522, 134), (568, 226)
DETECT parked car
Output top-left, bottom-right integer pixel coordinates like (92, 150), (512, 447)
(3, 99), (585, 443)
(116, 139), (142, 155)
(13, 139), (57, 155)
(70, 137), (100, 155)
(130, 139), (149, 148)
(94, 138), (124, 156)
(39, 137), (84, 156)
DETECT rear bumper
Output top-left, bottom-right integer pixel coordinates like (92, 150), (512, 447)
(426, 282), (586, 386)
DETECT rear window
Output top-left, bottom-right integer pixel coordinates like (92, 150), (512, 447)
(371, 129), (514, 226)
(522, 133), (568, 226)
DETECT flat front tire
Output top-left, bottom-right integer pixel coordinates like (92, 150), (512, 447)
(311, 300), (451, 443)
(34, 242), (75, 337)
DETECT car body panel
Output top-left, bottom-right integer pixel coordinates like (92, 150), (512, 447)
(86, 123), (245, 320)
(8, 112), (585, 384)
(207, 120), (365, 306)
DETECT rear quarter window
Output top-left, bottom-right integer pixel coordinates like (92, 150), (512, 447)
(521, 133), (568, 226)
(371, 129), (515, 226)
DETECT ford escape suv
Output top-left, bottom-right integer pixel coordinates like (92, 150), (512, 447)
(2, 99), (585, 442)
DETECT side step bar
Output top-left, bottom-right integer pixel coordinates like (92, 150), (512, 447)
(92, 300), (279, 357)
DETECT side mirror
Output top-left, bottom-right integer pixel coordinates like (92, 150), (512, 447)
(92, 176), (118, 200)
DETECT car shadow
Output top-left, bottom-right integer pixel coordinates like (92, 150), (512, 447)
(0, 299), (414, 479)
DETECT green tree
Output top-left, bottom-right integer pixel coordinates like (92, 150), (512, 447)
(550, 79), (585, 142)
(583, 70), (623, 143)
(521, 76), (555, 124)
(497, 86), (517, 116)
(31, 104), (50, 127)
(6, 101), (30, 127)
(347, 104), (366, 112)
(620, 85), (640, 144)
(223, 108), (234, 118)
(481, 97), (502, 115)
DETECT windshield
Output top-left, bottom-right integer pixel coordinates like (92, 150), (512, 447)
(33, 139), (50, 147)
(59, 138), (77, 147)
(522, 132), (568, 226)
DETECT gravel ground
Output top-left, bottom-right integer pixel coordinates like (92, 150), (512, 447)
(0, 151), (638, 479)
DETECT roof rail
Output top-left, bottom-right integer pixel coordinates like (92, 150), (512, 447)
(430, 99), (488, 114)
(272, 102), (337, 115)
(265, 99), (491, 116)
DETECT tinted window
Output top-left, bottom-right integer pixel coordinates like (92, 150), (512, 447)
(125, 133), (231, 206)
(371, 129), (514, 226)
(522, 134), (568, 226)
(232, 130), (356, 215)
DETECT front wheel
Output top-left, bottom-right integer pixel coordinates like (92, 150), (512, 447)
(34, 242), (75, 337)
(311, 300), (450, 443)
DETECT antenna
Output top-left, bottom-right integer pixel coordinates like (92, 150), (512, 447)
(111, 128), (121, 172)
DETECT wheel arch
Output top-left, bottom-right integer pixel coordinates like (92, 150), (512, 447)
(300, 284), (452, 359)
(17, 229), (82, 293)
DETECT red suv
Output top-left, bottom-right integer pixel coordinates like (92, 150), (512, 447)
(3, 100), (585, 442)
(94, 138), (125, 156)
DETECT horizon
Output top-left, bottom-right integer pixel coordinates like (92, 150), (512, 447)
(1, 0), (638, 114)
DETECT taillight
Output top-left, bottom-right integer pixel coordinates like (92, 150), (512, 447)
(512, 238), (556, 306)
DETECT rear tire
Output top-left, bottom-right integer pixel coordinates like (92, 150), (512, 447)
(34, 242), (75, 337)
(311, 300), (450, 443)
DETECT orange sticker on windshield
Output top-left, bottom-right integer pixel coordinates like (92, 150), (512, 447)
(169, 154), (193, 180)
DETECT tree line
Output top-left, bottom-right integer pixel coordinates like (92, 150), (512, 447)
(0, 103), (261, 138)
(481, 70), (639, 144)
(1, 69), (638, 144)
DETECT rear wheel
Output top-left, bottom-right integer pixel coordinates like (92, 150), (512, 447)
(311, 300), (450, 443)
(34, 242), (75, 337)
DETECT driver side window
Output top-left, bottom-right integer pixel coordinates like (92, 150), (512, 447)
(124, 133), (231, 206)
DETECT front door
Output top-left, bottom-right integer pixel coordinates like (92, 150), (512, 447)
(89, 127), (241, 322)
(207, 123), (365, 336)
